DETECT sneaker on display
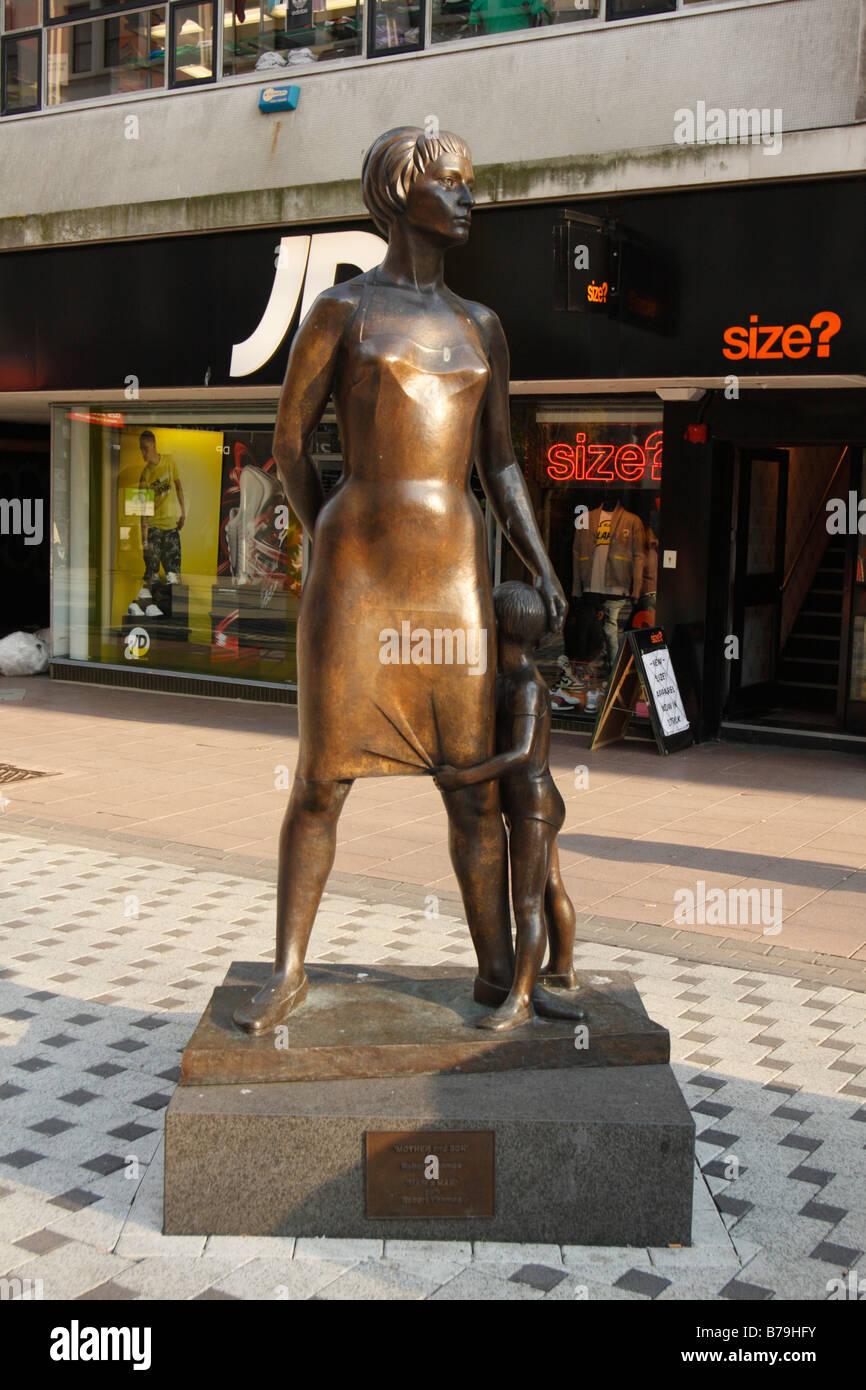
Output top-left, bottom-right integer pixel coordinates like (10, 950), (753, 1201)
(584, 688), (602, 713)
(137, 586), (152, 601)
(144, 604), (163, 618)
(551, 689), (585, 712)
(127, 601), (145, 616)
(165, 572), (180, 585)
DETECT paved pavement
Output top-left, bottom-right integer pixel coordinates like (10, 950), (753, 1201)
(1, 819), (864, 1301)
(2, 675), (866, 959)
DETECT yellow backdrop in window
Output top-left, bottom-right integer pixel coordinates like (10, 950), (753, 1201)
(112, 425), (224, 646)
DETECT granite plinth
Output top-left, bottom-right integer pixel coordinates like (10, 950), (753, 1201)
(165, 964), (693, 1243)
(164, 1064), (694, 1243)
(180, 961), (669, 1085)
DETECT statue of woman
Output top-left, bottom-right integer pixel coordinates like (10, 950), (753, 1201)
(234, 126), (566, 1033)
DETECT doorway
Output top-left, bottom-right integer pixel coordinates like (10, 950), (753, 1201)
(723, 443), (866, 735)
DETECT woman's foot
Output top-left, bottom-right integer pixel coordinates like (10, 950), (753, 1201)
(476, 993), (533, 1031)
(473, 974), (510, 1007)
(233, 971), (308, 1034)
(532, 986), (585, 1022)
(539, 965), (579, 990)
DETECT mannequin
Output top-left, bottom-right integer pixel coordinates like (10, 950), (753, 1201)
(571, 490), (646, 674)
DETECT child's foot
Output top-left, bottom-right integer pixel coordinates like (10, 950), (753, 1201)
(476, 994), (533, 1031)
(233, 971), (308, 1033)
(539, 966), (579, 990)
(532, 986), (585, 1021)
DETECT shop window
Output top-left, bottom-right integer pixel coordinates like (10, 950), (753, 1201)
(169, 0), (214, 82)
(2, 0), (39, 29)
(223, 0), (362, 74)
(1, 28), (39, 110)
(367, 0), (423, 54)
(52, 408), (304, 686)
(606, 0), (674, 18)
(432, 0), (598, 42)
(505, 399), (663, 718)
(47, 0), (157, 17)
(43, 10), (165, 104)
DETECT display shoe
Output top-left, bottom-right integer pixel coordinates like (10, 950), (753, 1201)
(137, 586), (152, 602)
(584, 688), (603, 714)
(232, 465), (284, 585)
(549, 665), (587, 705)
(165, 572), (180, 585)
(144, 603), (163, 617)
(127, 601), (145, 617)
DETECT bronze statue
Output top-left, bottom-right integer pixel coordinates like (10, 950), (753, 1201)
(234, 127), (567, 1034)
(436, 582), (584, 1031)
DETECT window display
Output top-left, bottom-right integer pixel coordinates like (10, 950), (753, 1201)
(505, 399), (663, 718)
(52, 408), (302, 685)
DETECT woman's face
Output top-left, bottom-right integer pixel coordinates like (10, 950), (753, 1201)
(403, 153), (475, 246)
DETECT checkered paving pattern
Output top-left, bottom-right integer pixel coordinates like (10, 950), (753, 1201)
(0, 825), (864, 1301)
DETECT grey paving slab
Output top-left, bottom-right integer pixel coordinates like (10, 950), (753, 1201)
(1, 821), (864, 1300)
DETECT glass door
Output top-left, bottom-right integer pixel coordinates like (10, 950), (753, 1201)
(727, 449), (789, 716)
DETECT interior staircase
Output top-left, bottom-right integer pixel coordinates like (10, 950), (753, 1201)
(777, 535), (846, 713)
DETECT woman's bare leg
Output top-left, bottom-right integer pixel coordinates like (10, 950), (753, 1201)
(233, 775), (353, 1033)
(440, 781), (514, 1001)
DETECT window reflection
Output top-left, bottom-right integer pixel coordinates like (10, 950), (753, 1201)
(44, 10), (165, 105)
(172, 1), (213, 81)
(3, 31), (39, 110)
(3, 0), (40, 30)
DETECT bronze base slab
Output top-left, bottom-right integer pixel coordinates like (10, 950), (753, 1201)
(180, 961), (669, 1086)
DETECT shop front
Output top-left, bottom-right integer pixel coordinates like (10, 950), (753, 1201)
(1, 173), (863, 742)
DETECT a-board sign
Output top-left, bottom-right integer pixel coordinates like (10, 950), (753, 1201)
(591, 627), (692, 755)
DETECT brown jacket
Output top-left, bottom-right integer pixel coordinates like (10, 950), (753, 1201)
(573, 502), (645, 600)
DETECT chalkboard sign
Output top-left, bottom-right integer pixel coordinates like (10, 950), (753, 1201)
(591, 628), (692, 755)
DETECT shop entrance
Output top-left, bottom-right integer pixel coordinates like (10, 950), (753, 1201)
(722, 442), (866, 736)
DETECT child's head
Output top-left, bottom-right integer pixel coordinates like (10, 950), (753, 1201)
(493, 581), (548, 650)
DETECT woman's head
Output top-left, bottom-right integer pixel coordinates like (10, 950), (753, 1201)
(361, 127), (474, 243)
(493, 582), (548, 649)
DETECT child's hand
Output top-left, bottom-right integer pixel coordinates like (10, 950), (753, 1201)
(434, 765), (466, 792)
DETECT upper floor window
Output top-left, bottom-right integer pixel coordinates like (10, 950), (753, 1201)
(0, 0), (749, 114)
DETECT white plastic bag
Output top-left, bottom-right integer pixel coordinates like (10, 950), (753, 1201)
(0, 631), (49, 676)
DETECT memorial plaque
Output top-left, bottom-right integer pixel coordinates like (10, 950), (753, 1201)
(365, 1131), (495, 1219)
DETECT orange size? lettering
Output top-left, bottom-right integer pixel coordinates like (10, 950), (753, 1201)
(722, 311), (841, 361)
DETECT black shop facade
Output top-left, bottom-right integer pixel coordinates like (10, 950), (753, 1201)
(2, 173), (864, 748)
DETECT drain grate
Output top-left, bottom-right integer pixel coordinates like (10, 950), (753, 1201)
(0, 764), (52, 785)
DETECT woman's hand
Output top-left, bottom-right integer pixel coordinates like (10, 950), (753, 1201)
(434, 765), (468, 792)
(536, 566), (568, 635)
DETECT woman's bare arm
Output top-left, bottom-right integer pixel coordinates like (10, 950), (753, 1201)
(472, 305), (567, 632)
(272, 285), (358, 535)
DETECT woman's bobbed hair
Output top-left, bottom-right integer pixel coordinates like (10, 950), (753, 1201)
(361, 126), (473, 238)
(493, 582), (548, 648)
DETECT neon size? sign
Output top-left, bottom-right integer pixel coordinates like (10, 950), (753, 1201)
(546, 430), (663, 483)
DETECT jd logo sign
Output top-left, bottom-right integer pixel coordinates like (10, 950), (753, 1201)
(230, 231), (387, 377)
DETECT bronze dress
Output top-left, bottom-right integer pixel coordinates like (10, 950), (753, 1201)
(296, 268), (498, 782)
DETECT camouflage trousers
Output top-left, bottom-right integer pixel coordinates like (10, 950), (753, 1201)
(143, 527), (181, 582)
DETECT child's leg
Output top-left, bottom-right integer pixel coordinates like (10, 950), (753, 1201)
(477, 819), (550, 1032)
(541, 843), (578, 988)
